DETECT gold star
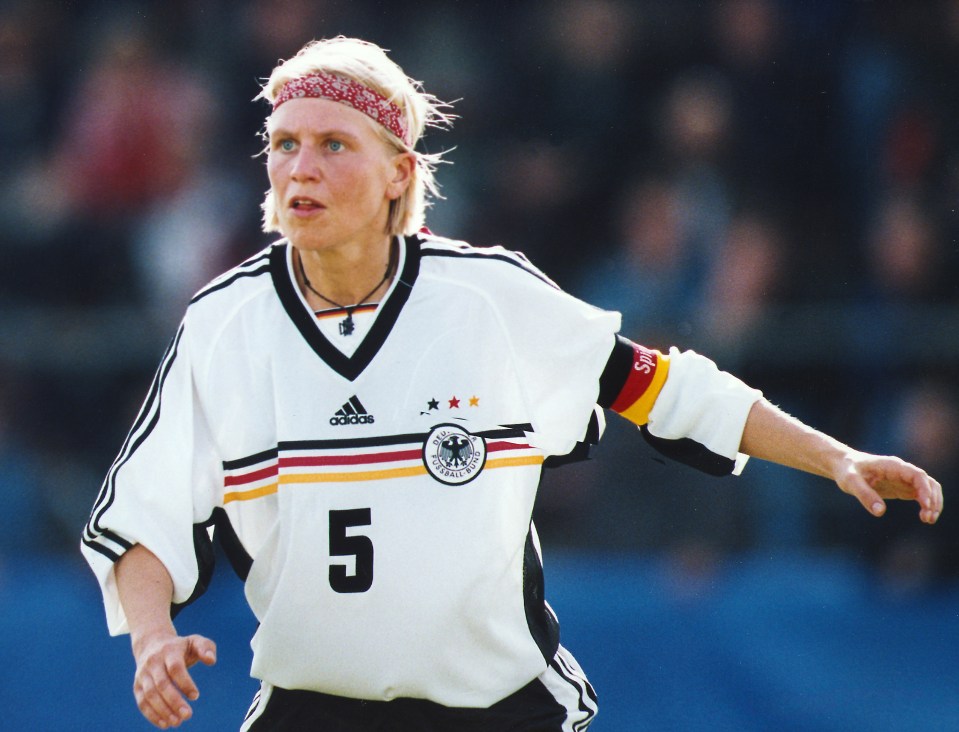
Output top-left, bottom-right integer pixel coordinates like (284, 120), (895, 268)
(469, 396), (480, 407)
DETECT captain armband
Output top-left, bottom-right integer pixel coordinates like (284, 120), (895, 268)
(597, 335), (670, 426)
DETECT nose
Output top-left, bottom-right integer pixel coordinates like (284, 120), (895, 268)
(290, 145), (321, 182)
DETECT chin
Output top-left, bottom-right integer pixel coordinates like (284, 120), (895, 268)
(283, 225), (333, 251)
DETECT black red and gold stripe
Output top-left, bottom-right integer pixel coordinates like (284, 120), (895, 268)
(222, 426), (543, 504)
(599, 336), (669, 426)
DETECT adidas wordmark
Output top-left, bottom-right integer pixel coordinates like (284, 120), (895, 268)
(330, 396), (375, 426)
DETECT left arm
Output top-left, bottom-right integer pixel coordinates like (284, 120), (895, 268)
(740, 398), (943, 524)
(600, 337), (942, 524)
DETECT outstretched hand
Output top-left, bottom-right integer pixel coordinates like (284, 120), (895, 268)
(836, 452), (943, 524)
(739, 400), (943, 526)
(132, 630), (217, 729)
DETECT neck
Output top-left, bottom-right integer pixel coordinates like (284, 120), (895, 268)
(296, 236), (396, 308)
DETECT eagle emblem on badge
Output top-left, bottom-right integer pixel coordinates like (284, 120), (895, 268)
(423, 424), (487, 485)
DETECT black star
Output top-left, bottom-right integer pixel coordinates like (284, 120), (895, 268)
(427, 398), (439, 410)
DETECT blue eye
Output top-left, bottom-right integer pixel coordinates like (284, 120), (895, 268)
(278, 139), (295, 152)
(328, 140), (344, 152)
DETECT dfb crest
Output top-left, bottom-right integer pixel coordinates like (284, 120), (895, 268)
(422, 424), (487, 485)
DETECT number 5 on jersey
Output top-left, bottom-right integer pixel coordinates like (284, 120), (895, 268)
(329, 508), (374, 593)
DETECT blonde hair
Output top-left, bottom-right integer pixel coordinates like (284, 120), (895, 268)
(257, 37), (453, 236)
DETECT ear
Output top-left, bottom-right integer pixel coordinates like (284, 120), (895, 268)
(385, 152), (416, 200)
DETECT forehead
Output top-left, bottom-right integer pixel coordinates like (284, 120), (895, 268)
(267, 97), (381, 139)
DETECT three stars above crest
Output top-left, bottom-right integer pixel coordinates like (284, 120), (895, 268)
(422, 395), (480, 413)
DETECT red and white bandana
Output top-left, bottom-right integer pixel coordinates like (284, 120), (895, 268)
(273, 73), (410, 145)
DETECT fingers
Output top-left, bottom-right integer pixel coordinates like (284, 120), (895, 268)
(849, 456), (943, 524)
(186, 635), (218, 668)
(134, 662), (194, 729)
(882, 459), (943, 524)
(134, 635), (216, 729)
(844, 473), (887, 518)
(917, 475), (943, 525)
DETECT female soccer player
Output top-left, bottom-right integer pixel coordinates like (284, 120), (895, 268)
(82, 37), (942, 731)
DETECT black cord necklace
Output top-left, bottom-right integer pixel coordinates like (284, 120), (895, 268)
(297, 240), (397, 336)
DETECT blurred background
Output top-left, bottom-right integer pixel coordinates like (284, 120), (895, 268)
(1, 0), (957, 729)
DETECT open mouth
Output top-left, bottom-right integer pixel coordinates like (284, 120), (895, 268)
(291, 197), (323, 211)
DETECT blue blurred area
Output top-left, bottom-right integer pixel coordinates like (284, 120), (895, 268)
(551, 552), (959, 731)
(0, 555), (259, 732)
(2, 552), (956, 731)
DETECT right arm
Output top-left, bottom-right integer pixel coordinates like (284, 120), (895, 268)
(115, 545), (217, 730)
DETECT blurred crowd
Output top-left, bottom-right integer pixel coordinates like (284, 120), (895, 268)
(1, 0), (957, 589)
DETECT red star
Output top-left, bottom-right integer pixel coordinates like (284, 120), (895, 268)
(448, 396), (460, 408)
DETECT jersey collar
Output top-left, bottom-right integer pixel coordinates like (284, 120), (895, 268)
(271, 235), (422, 381)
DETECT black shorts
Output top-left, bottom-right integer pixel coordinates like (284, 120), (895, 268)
(241, 646), (597, 731)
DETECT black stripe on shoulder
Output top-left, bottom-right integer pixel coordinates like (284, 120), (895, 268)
(640, 426), (736, 476)
(419, 246), (559, 289)
(190, 260), (272, 304)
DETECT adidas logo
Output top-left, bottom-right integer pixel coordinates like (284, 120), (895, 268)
(330, 396), (375, 426)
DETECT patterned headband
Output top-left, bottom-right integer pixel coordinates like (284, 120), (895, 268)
(273, 73), (410, 145)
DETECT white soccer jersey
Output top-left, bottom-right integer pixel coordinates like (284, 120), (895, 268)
(82, 233), (760, 708)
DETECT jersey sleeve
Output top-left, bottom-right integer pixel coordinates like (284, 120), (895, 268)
(80, 318), (222, 635)
(488, 258), (621, 457)
(599, 336), (763, 475)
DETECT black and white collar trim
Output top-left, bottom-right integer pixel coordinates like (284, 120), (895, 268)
(271, 235), (421, 381)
